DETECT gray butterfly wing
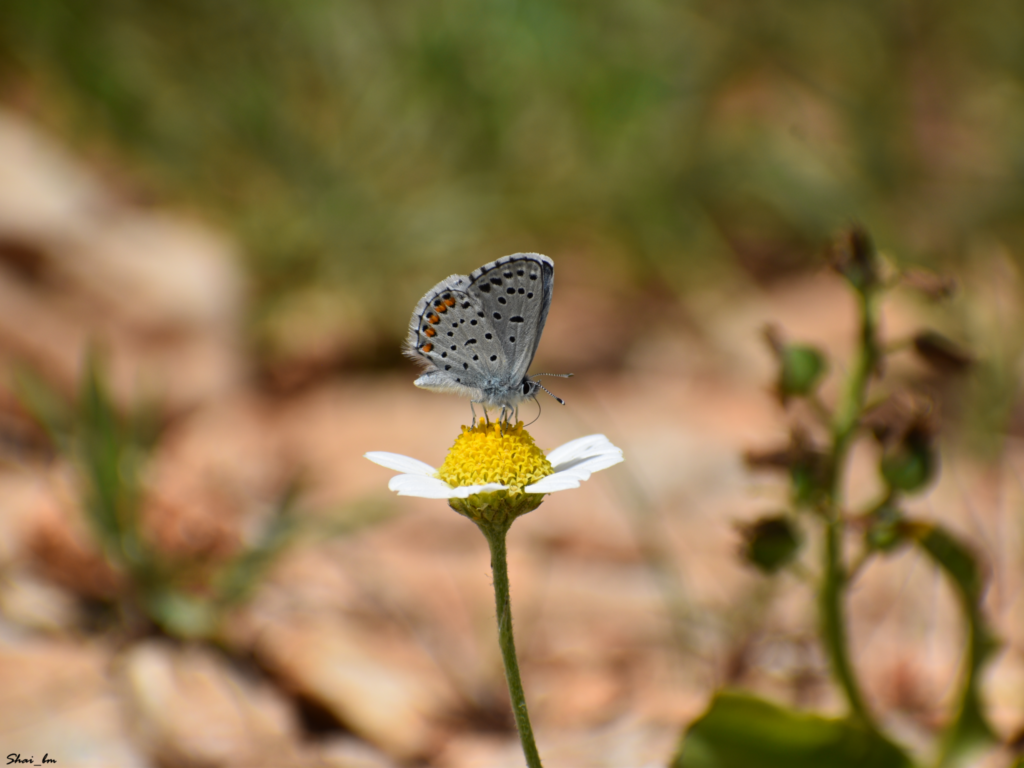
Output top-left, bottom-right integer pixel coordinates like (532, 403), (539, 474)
(403, 268), (508, 400)
(463, 253), (553, 388)
(404, 253), (554, 402)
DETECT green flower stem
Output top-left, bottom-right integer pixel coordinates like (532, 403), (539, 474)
(822, 287), (879, 731)
(479, 519), (544, 768)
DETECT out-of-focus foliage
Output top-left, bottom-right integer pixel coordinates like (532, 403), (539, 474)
(913, 524), (999, 766)
(695, 229), (998, 766)
(18, 354), (304, 640)
(2, 0), (1024, 346)
(673, 691), (912, 768)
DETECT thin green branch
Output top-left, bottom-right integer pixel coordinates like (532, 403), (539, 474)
(821, 288), (880, 732)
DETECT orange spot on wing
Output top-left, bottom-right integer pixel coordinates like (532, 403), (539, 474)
(444, 297), (456, 307)
(424, 326), (436, 337)
(435, 303), (448, 313)
(421, 343), (433, 353)
(427, 313), (440, 324)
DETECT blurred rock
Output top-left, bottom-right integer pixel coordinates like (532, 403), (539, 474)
(0, 572), (79, 634)
(0, 637), (148, 768)
(0, 467), (54, 565)
(253, 618), (454, 761)
(315, 737), (400, 768)
(118, 640), (300, 768)
(0, 109), (246, 413)
(0, 469), (94, 632)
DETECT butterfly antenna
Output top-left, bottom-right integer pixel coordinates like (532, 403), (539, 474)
(536, 382), (565, 405)
(532, 373), (572, 406)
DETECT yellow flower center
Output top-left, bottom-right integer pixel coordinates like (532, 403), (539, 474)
(438, 421), (553, 493)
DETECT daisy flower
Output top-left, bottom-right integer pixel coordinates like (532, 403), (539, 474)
(365, 421), (623, 522)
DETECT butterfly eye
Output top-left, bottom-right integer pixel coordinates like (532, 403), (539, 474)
(521, 380), (532, 395)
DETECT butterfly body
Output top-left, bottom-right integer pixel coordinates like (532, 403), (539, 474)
(404, 253), (555, 411)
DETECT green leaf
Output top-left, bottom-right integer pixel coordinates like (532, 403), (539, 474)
(673, 691), (913, 768)
(912, 524), (998, 765)
(780, 344), (828, 399)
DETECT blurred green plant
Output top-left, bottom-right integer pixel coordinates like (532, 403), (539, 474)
(679, 691), (912, 768)
(17, 353), (304, 640)
(2, 0), (1024, 363)
(675, 227), (998, 768)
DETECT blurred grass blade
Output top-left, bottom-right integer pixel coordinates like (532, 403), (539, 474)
(673, 691), (913, 768)
(912, 524), (998, 766)
(76, 351), (147, 567)
(215, 480), (304, 608)
(78, 353), (130, 553)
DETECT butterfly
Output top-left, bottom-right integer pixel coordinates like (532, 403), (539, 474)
(404, 253), (569, 422)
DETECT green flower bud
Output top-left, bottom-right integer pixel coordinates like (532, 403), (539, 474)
(881, 425), (937, 492)
(740, 515), (803, 574)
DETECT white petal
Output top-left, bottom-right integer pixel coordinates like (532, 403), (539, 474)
(526, 452), (624, 494)
(546, 434), (621, 469)
(388, 474), (459, 498)
(550, 447), (623, 475)
(554, 451), (624, 480)
(386, 475), (510, 499)
(526, 474), (584, 493)
(448, 483), (508, 498)
(365, 452), (437, 476)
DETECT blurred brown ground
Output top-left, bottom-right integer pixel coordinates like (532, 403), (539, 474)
(0, 111), (1021, 768)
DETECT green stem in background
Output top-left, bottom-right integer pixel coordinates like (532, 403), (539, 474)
(821, 287), (879, 732)
(479, 520), (544, 768)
